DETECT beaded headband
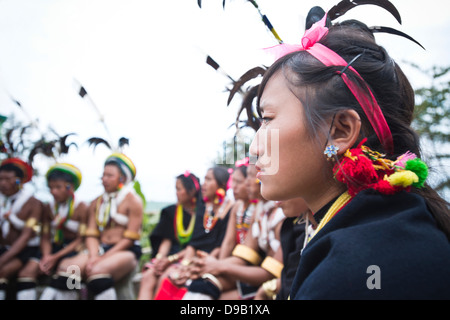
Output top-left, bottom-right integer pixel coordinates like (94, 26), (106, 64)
(105, 153), (136, 184)
(46, 163), (82, 191)
(0, 157), (33, 183)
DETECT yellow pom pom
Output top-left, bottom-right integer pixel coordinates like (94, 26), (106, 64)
(387, 170), (419, 188)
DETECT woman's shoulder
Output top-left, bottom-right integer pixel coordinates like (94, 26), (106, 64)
(161, 204), (177, 214)
(312, 190), (449, 261)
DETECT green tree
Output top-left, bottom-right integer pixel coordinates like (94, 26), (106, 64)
(411, 64), (450, 199)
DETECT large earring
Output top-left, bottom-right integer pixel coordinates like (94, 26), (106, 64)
(324, 144), (340, 161)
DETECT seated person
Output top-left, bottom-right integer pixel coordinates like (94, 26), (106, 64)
(0, 158), (44, 300)
(62, 153), (143, 299)
(39, 163), (88, 300)
(183, 163), (285, 300)
(137, 171), (204, 300)
(147, 167), (234, 300)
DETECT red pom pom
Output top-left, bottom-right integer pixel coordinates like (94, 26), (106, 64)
(334, 150), (379, 196)
(372, 180), (397, 195)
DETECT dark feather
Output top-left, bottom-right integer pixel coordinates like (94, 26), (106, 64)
(5, 128), (16, 155)
(15, 125), (31, 154)
(227, 66), (266, 106)
(206, 55), (220, 71)
(28, 139), (56, 163)
(86, 137), (111, 150)
(305, 6), (330, 29)
(370, 26), (425, 50)
(9, 96), (22, 108)
(328, 0), (402, 24)
(118, 137), (130, 148)
(238, 85), (261, 132)
(78, 86), (88, 98)
(58, 133), (78, 154)
(206, 54), (237, 86)
(197, 0), (201, 8)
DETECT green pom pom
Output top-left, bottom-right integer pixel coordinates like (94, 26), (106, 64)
(405, 158), (428, 188)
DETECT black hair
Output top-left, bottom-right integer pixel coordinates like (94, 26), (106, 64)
(176, 172), (202, 204)
(46, 170), (75, 185)
(0, 163), (24, 179)
(210, 166), (230, 190)
(233, 165), (248, 179)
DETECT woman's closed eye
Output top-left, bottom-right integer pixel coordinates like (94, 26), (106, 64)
(261, 117), (272, 125)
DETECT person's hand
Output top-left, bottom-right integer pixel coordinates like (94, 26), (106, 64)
(40, 254), (57, 275)
(190, 251), (221, 276)
(153, 257), (170, 275)
(254, 285), (270, 300)
(169, 264), (190, 287)
(86, 255), (101, 274)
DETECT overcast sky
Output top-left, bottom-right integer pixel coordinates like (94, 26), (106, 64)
(1, 0), (449, 205)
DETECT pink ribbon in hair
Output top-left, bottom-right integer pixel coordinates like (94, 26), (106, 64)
(226, 168), (234, 190)
(235, 157), (250, 168)
(263, 13), (394, 154)
(184, 170), (200, 191)
(264, 14), (329, 60)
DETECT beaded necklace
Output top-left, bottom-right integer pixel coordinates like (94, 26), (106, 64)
(174, 204), (196, 245)
(203, 198), (229, 233)
(52, 196), (75, 244)
(236, 201), (256, 244)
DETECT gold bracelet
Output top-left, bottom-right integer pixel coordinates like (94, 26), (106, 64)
(85, 228), (100, 238)
(123, 229), (140, 240)
(232, 244), (262, 265)
(261, 256), (284, 278)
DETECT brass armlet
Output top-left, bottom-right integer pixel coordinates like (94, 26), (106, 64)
(232, 244), (262, 266)
(78, 223), (87, 236)
(123, 229), (140, 241)
(260, 256), (284, 278)
(85, 228), (100, 238)
(41, 223), (50, 235)
(25, 217), (37, 228)
(25, 217), (41, 233)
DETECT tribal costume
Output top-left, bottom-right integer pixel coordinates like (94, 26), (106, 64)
(0, 157), (42, 300)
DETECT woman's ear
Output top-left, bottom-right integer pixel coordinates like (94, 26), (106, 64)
(329, 110), (361, 155)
